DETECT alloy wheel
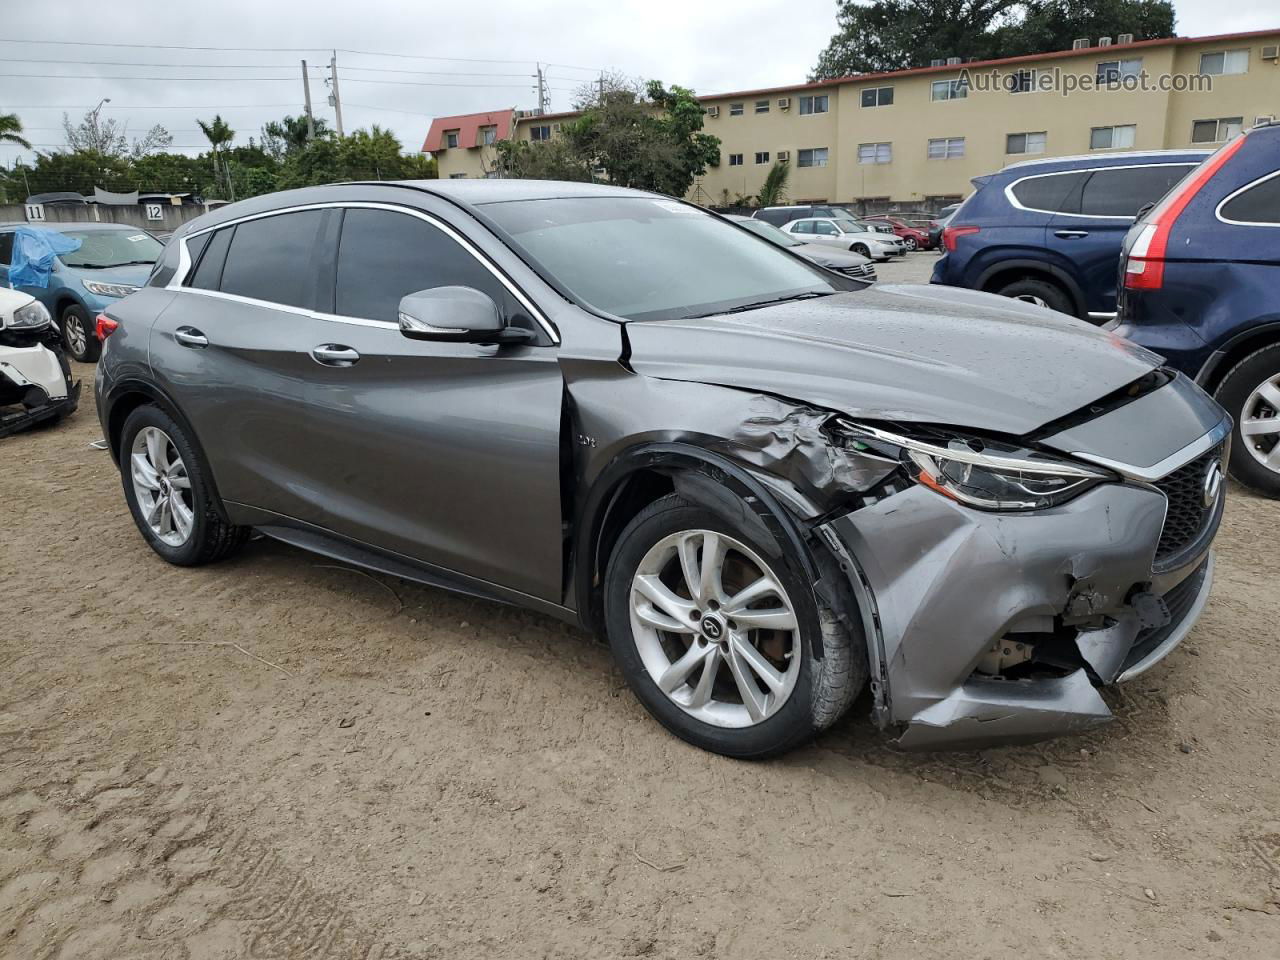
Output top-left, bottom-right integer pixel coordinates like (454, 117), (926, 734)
(629, 529), (801, 728)
(131, 426), (195, 547)
(1241, 373), (1280, 473)
(65, 315), (87, 357)
(1014, 294), (1050, 308)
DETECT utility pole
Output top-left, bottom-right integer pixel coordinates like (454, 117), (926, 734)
(598, 73), (605, 104)
(535, 64), (548, 115)
(301, 60), (315, 140)
(329, 52), (345, 137)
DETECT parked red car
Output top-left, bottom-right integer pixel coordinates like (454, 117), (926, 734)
(865, 215), (933, 251)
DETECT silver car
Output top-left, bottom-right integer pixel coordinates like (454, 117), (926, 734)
(96, 180), (1227, 757)
(729, 215), (877, 282)
(781, 217), (905, 259)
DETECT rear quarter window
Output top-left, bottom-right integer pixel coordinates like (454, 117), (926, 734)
(1220, 172), (1280, 225)
(1009, 172), (1087, 214)
(1079, 165), (1195, 217)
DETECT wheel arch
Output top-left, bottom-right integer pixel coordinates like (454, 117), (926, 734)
(572, 442), (829, 655)
(1195, 320), (1280, 393)
(975, 259), (1086, 318)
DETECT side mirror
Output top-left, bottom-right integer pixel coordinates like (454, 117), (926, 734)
(397, 286), (535, 345)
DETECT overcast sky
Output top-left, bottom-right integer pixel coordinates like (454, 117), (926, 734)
(1, 0), (1274, 167)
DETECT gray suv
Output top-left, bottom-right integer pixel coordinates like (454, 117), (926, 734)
(97, 180), (1228, 757)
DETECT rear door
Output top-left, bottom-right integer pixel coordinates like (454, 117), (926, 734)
(1049, 163), (1196, 317)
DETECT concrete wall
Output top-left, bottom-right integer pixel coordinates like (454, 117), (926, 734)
(0, 202), (211, 232)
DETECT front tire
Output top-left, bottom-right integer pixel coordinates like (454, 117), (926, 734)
(61, 304), (100, 363)
(1215, 343), (1280, 498)
(851, 244), (869, 257)
(119, 405), (249, 565)
(604, 493), (864, 758)
(904, 237), (918, 251)
(996, 277), (1075, 316)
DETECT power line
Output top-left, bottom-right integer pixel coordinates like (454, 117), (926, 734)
(0, 57), (558, 80)
(0, 72), (558, 88)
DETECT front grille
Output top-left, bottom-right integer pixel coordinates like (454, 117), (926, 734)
(839, 262), (877, 282)
(1153, 446), (1224, 570)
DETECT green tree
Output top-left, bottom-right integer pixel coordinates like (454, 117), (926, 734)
(811, 0), (1174, 78)
(756, 161), (792, 208)
(0, 112), (31, 149)
(197, 114), (236, 198)
(261, 114), (331, 160)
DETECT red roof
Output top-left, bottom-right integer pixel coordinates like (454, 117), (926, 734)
(421, 109), (514, 153)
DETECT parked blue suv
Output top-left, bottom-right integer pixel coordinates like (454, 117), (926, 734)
(1115, 122), (1280, 497)
(932, 150), (1208, 322)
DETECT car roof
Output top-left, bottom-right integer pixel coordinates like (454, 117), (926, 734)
(387, 178), (649, 205)
(999, 149), (1211, 175)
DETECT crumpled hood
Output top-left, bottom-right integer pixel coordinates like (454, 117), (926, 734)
(625, 284), (1163, 436)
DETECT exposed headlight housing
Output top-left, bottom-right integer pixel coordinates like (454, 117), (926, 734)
(9, 299), (51, 329)
(837, 421), (1113, 511)
(82, 279), (140, 299)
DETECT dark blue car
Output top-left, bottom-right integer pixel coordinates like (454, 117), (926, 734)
(1114, 121), (1280, 497)
(932, 150), (1208, 322)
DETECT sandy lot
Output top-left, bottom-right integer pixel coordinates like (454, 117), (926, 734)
(3, 260), (1279, 959)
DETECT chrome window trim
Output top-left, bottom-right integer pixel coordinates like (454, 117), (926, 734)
(1003, 161), (1199, 221)
(1215, 168), (1280, 227)
(1070, 417), (1232, 483)
(167, 200), (559, 343)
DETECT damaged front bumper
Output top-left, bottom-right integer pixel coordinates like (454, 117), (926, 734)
(819, 478), (1218, 751)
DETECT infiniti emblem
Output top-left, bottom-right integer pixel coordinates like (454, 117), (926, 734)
(1203, 460), (1223, 508)
(700, 616), (724, 640)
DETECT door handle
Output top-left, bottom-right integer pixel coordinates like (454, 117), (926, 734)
(310, 344), (361, 367)
(1054, 229), (1090, 238)
(174, 327), (208, 348)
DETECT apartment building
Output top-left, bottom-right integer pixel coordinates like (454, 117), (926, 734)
(422, 29), (1280, 211)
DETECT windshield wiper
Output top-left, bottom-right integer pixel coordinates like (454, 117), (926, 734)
(685, 291), (834, 319)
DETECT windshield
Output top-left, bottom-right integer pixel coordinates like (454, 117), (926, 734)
(737, 218), (804, 247)
(58, 229), (163, 269)
(483, 197), (847, 321)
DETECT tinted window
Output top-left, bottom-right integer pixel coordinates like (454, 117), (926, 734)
(219, 210), (322, 308)
(1079, 165), (1193, 217)
(1221, 174), (1280, 225)
(335, 208), (504, 323)
(188, 227), (232, 291)
(0, 232), (12, 263)
(1010, 172), (1087, 213)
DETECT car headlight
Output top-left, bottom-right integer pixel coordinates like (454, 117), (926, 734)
(837, 421), (1113, 511)
(82, 279), (140, 299)
(9, 300), (51, 329)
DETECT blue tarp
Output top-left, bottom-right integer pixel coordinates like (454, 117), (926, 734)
(8, 227), (82, 289)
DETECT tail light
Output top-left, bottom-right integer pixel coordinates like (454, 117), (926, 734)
(1124, 136), (1248, 291)
(95, 314), (119, 340)
(942, 225), (980, 252)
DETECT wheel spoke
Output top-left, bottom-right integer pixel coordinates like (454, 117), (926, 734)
(729, 634), (787, 693)
(170, 494), (194, 540)
(634, 575), (697, 626)
(130, 453), (161, 491)
(657, 641), (714, 694)
(728, 607), (797, 632)
(721, 576), (778, 615)
(687, 648), (721, 708)
(1266, 444), (1280, 470)
(145, 429), (169, 473)
(168, 460), (191, 489)
(1256, 380), (1280, 412)
(725, 642), (768, 722)
(1242, 417), (1280, 437)
(144, 494), (164, 526)
(676, 533), (702, 605)
(698, 533), (725, 606)
(634, 603), (695, 634)
(157, 497), (173, 537)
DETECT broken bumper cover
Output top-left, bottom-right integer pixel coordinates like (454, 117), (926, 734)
(0, 380), (80, 438)
(820, 481), (1217, 750)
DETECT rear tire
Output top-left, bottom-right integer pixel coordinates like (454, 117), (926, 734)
(119, 405), (249, 565)
(604, 493), (864, 759)
(1214, 343), (1280, 498)
(61, 304), (100, 363)
(995, 277), (1076, 316)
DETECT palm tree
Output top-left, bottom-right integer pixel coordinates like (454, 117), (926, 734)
(0, 113), (31, 149)
(197, 115), (236, 199)
(756, 160), (791, 209)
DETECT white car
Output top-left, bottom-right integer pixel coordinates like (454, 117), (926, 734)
(0, 287), (79, 437)
(781, 218), (905, 260)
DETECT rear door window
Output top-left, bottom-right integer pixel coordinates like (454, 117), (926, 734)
(333, 207), (507, 324)
(218, 210), (323, 308)
(188, 227), (232, 291)
(1009, 172), (1087, 214)
(1220, 173), (1280, 225)
(0, 232), (12, 264)
(1079, 165), (1195, 217)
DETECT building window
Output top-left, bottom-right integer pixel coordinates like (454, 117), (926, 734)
(857, 142), (892, 164)
(730, 103), (744, 116)
(479, 125), (497, 146)
(755, 100), (770, 114)
(1096, 58), (1143, 83)
(1191, 117), (1244, 143)
(1008, 69), (1036, 94)
(1090, 124), (1136, 149)
(1199, 49), (1249, 75)
(530, 125), (551, 141)
(927, 137), (965, 159)
(755, 151), (770, 164)
(799, 95), (829, 115)
(861, 86), (894, 107)
(448, 173), (467, 179)
(797, 147), (829, 167)
(930, 78), (968, 101)
(728, 153), (744, 166)
(444, 130), (459, 149)
(1006, 131), (1047, 154)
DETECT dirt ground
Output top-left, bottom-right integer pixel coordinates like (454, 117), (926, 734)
(3, 265), (1279, 959)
